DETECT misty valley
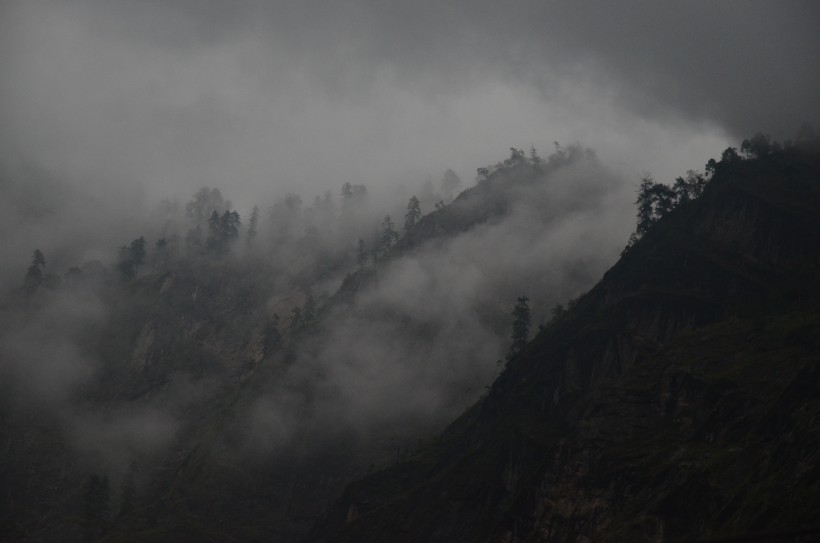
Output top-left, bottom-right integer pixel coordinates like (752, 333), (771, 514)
(2, 131), (820, 542)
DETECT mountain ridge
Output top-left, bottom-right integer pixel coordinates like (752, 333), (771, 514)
(309, 147), (820, 542)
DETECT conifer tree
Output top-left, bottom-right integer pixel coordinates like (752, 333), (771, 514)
(247, 205), (259, 246)
(508, 295), (531, 359)
(117, 237), (146, 280)
(378, 215), (399, 256)
(404, 195), (421, 230)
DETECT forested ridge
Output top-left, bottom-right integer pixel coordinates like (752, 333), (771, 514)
(2, 128), (819, 542)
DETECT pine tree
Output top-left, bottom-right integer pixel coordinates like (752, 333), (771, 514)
(117, 237), (146, 280)
(508, 295), (531, 359)
(207, 210), (241, 256)
(247, 205), (259, 246)
(404, 195), (421, 231)
(635, 176), (657, 236)
(378, 215), (399, 256)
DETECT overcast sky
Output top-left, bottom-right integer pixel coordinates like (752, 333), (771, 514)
(1, 0), (819, 212)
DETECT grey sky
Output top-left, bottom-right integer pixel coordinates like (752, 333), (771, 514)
(1, 0), (818, 213)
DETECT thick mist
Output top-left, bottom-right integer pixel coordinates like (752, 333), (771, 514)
(240, 146), (634, 465)
(1, 1), (819, 538)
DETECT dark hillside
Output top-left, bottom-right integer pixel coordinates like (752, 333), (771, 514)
(309, 149), (820, 542)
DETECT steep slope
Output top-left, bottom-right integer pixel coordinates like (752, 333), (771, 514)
(2, 147), (616, 542)
(310, 149), (820, 542)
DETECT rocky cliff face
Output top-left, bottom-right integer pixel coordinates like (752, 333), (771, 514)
(310, 149), (820, 542)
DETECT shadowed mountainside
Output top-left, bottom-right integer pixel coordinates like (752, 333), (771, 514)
(310, 148), (820, 542)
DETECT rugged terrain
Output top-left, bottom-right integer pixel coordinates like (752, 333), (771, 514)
(311, 148), (820, 542)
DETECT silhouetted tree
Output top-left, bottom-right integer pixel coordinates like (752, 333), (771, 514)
(508, 295), (531, 359)
(247, 205), (259, 246)
(117, 237), (146, 280)
(505, 147), (526, 167)
(24, 249), (45, 296)
(405, 195), (421, 230)
(672, 170), (707, 203)
(705, 158), (718, 176)
(378, 215), (399, 256)
(741, 132), (776, 158)
(721, 147), (740, 164)
(635, 176), (657, 236)
(207, 210), (241, 256)
(529, 144), (541, 164)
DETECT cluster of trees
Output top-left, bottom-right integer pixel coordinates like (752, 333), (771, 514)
(117, 236), (146, 280)
(624, 124), (819, 255)
(206, 210), (241, 256)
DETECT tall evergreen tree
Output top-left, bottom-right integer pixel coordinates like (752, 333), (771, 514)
(247, 205), (259, 246)
(404, 195), (421, 231)
(378, 215), (399, 256)
(357, 238), (367, 270)
(117, 237), (146, 280)
(207, 210), (241, 256)
(508, 295), (531, 359)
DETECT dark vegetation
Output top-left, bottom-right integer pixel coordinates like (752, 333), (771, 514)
(1, 126), (819, 542)
(309, 128), (820, 542)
